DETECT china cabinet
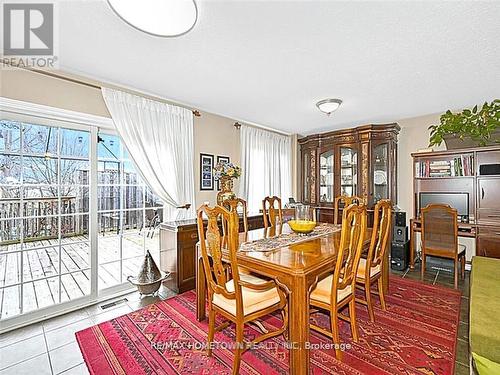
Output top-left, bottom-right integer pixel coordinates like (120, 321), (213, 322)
(298, 123), (399, 222)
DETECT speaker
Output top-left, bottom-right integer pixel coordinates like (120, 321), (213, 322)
(391, 241), (409, 271)
(393, 225), (408, 243)
(395, 211), (406, 227)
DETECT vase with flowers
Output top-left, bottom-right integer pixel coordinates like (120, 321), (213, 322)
(213, 161), (242, 205)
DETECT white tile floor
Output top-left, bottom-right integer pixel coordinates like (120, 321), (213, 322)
(0, 286), (175, 375)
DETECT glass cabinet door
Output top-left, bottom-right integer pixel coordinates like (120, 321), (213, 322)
(373, 143), (389, 203)
(340, 147), (357, 196)
(319, 150), (334, 202)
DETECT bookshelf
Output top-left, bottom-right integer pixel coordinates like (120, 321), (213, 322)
(412, 150), (476, 219)
(414, 153), (474, 178)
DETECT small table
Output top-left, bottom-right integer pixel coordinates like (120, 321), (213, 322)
(196, 223), (381, 375)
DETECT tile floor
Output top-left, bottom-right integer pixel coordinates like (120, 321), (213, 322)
(0, 286), (175, 375)
(0, 263), (471, 375)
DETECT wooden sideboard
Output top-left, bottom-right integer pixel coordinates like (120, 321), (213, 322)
(298, 123), (399, 222)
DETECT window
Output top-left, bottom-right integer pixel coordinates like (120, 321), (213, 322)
(239, 125), (292, 212)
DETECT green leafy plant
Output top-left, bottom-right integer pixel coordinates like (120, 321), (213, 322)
(429, 99), (500, 147)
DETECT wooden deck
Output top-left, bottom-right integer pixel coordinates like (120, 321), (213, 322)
(0, 231), (159, 319)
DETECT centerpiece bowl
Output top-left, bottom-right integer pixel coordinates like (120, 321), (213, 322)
(288, 220), (317, 234)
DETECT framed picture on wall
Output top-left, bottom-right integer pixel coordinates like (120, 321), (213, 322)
(216, 155), (230, 191)
(200, 153), (214, 190)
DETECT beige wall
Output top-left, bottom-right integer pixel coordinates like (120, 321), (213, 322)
(397, 113), (444, 216)
(0, 68), (110, 117)
(397, 113), (475, 260)
(193, 112), (240, 207)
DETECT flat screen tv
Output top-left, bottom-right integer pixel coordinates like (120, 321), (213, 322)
(418, 192), (469, 217)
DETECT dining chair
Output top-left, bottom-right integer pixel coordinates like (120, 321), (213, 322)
(421, 203), (466, 289)
(221, 198), (248, 238)
(309, 203), (367, 360)
(262, 196), (283, 228)
(197, 204), (288, 374)
(333, 195), (363, 224)
(355, 199), (392, 322)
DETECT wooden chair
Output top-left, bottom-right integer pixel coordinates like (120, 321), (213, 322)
(355, 199), (392, 322)
(333, 195), (363, 224)
(221, 198), (248, 238)
(262, 196), (283, 228)
(197, 204), (288, 374)
(421, 204), (466, 289)
(309, 203), (367, 360)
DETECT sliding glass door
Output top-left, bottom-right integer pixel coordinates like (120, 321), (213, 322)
(0, 117), (162, 325)
(97, 133), (162, 290)
(0, 120), (91, 319)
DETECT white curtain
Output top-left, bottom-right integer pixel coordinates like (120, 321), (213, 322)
(239, 125), (292, 212)
(102, 87), (195, 221)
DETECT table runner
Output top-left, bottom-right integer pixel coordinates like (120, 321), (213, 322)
(239, 223), (341, 252)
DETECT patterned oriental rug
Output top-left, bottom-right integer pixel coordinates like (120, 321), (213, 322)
(76, 277), (461, 374)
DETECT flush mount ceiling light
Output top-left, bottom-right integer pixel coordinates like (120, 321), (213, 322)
(107, 0), (198, 37)
(316, 98), (343, 116)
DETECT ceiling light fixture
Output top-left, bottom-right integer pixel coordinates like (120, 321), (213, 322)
(316, 98), (342, 116)
(107, 0), (198, 37)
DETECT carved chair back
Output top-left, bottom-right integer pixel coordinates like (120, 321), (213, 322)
(366, 199), (392, 270)
(221, 198), (248, 236)
(197, 204), (243, 311)
(331, 203), (367, 299)
(262, 196), (283, 228)
(333, 195), (363, 224)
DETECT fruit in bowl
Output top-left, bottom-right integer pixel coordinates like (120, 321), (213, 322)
(288, 220), (317, 234)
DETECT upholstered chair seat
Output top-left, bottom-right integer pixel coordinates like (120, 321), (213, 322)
(213, 273), (281, 316)
(356, 258), (381, 280)
(310, 274), (352, 305)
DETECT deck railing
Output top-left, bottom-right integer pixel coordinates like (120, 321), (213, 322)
(0, 196), (161, 244)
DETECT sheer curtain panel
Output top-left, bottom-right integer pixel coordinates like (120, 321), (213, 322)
(102, 87), (195, 220)
(239, 125), (292, 212)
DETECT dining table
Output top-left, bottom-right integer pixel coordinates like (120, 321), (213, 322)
(196, 222), (385, 375)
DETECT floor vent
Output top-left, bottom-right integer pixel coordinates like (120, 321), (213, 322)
(100, 298), (128, 310)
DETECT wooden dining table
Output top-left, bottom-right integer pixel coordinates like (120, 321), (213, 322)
(196, 223), (385, 375)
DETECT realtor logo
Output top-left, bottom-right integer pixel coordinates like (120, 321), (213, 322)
(2, 2), (58, 68)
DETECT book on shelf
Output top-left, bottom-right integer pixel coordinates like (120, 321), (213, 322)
(414, 155), (473, 178)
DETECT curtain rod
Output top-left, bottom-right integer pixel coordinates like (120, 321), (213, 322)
(3, 60), (201, 117)
(31, 69), (201, 117)
(233, 121), (290, 137)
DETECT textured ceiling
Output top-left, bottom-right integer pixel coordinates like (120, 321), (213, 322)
(56, 1), (499, 134)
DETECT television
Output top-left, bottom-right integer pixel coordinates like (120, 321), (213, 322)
(418, 192), (469, 217)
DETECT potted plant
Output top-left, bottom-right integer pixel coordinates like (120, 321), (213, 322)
(428, 99), (500, 149)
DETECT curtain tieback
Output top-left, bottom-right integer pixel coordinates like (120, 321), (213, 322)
(176, 204), (192, 210)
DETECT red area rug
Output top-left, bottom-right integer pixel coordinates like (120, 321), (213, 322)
(76, 276), (461, 374)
